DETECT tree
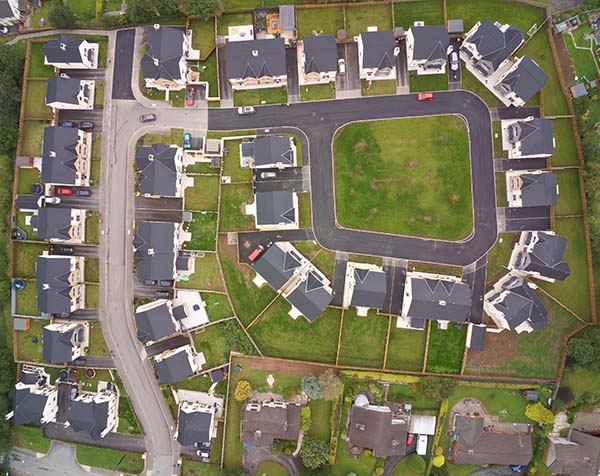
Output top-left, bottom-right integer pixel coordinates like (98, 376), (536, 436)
(416, 376), (456, 401)
(301, 406), (312, 432)
(181, 0), (222, 19)
(125, 0), (179, 24)
(234, 380), (252, 401)
(317, 369), (343, 401)
(525, 403), (555, 425)
(302, 375), (321, 399)
(0, 45), (24, 154)
(300, 437), (329, 469)
(568, 327), (600, 373)
(406, 454), (425, 473)
(270, 439), (296, 456)
(48, 4), (77, 28)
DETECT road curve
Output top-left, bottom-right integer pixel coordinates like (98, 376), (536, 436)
(208, 91), (497, 266)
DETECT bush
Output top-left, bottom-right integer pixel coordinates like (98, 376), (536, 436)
(406, 454), (425, 473)
(318, 370), (343, 401)
(300, 437), (329, 470)
(234, 380), (252, 402)
(567, 327), (600, 373)
(302, 375), (321, 399)
(48, 4), (77, 28)
(301, 406), (312, 432)
(270, 439), (296, 456)
(221, 320), (254, 355)
(416, 377), (456, 401)
(525, 403), (555, 424)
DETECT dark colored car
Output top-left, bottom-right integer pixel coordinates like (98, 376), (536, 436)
(75, 188), (91, 197)
(59, 121), (75, 127)
(51, 244), (75, 255)
(78, 121), (94, 131)
(186, 87), (195, 106)
(155, 290), (170, 299)
(140, 114), (157, 123)
(159, 280), (173, 287)
(184, 132), (192, 150)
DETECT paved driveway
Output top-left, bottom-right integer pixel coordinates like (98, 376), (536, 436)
(45, 422), (147, 452)
(286, 46), (300, 103)
(336, 42), (361, 97)
(112, 29), (135, 100)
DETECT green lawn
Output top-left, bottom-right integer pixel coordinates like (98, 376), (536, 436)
(551, 119), (579, 167)
(495, 172), (508, 208)
(190, 18), (216, 59)
(300, 83), (336, 101)
(90, 159), (101, 186)
(86, 283), (99, 309)
(426, 322), (467, 374)
(298, 192), (311, 228)
(28, 42), (55, 78)
(118, 395), (143, 435)
(249, 298), (341, 364)
(17, 167), (41, 194)
(338, 309), (388, 368)
(492, 121), (507, 158)
(256, 461), (289, 476)
(223, 0), (260, 9)
(217, 12), (253, 36)
(361, 79), (396, 96)
(563, 31), (598, 80)
(223, 139), (252, 182)
(197, 51), (218, 99)
(307, 398), (332, 440)
(408, 74), (448, 92)
(186, 162), (219, 174)
(24, 80), (53, 119)
(386, 326), (427, 371)
(140, 128), (184, 147)
(76, 445), (145, 474)
(192, 323), (234, 369)
(15, 280), (39, 316)
(177, 253), (226, 292)
(392, 455), (426, 475)
(86, 211), (100, 244)
(92, 134), (102, 160)
(485, 233), (518, 288)
(345, 3), (392, 37)
(16, 318), (46, 362)
(183, 212), (218, 251)
(393, 0), (444, 29)
(202, 292), (235, 321)
(21, 120), (51, 156)
(185, 175), (220, 211)
(64, 0), (95, 17)
(16, 211), (38, 241)
(561, 364), (600, 400)
(297, 6), (344, 38)
(539, 217), (592, 322)
(218, 183), (255, 232)
(461, 68), (502, 108)
(334, 116), (472, 240)
(446, 0), (545, 33)
(94, 80), (105, 107)
(30, 0), (59, 28)
(85, 257), (99, 283)
(88, 321), (110, 357)
(12, 425), (52, 454)
(554, 169), (583, 217)
(233, 87), (288, 107)
(182, 460), (222, 476)
(15, 242), (47, 279)
(408, 261), (462, 277)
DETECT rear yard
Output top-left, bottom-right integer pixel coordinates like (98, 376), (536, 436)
(338, 309), (388, 368)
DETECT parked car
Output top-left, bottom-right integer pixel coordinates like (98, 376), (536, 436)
(55, 186), (73, 196)
(78, 121), (94, 131)
(75, 188), (91, 197)
(248, 244), (265, 262)
(237, 106), (255, 115)
(45, 196), (61, 205)
(406, 434), (414, 445)
(259, 171), (277, 179)
(59, 121), (75, 127)
(185, 87), (196, 106)
(338, 58), (346, 75)
(140, 114), (157, 123)
(417, 92), (434, 101)
(450, 51), (459, 71)
(183, 133), (192, 150)
(154, 290), (170, 299)
(50, 244), (75, 255)
(0, 26), (9, 35)
(159, 280), (173, 287)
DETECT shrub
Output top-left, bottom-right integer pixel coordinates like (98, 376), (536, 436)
(301, 437), (329, 469)
(271, 439), (296, 456)
(301, 406), (312, 432)
(302, 375), (321, 399)
(525, 403), (555, 424)
(48, 4), (77, 28)
(234, 380), (252, 402)
(416, 376), (456, 401)
(221, 320), (254, 355)
(318, 370), (343, 401)
(406, 454), (425, 473)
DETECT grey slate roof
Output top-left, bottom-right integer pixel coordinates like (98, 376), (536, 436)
(133, 221), (176, 282)
(35, 207), (72, 241)
(302, 35), (338, 74)
(409, 25), (449, 61)
(16, 194), (40, 211)
(250, 136), (295, 167)
(407, 277), (472, 322)
(546, 430), (600, 476)
(36, 256), (73, 315)
(226, 38), (286, 80)
(43, 324), (84, 363)
(177, 408), (213, 446)
(497, 56), (548, 103)
(135, 302), (177, 344)
(0, 0), (17, 20)
(13, 387), (49, 426)
(349, 267), (387, 310)
(453, 415), (533, 465)
(155, 349), (194, 384)
(519, 172), (558, 207)
(242, 404), (301, 446)
(360, 31), (397, 70)
(468, 324), (486, 351)
(44, 35), (85, 64)
(135, 144), (179, 196)
(348, 405), (408, 457)
(286, 271), (333, 321)
(508, 119), (554, 156)
(67, 399), (109, 440)
(42, 126), (80, 185)
(141, 27), (185, 82)
(515, 231), (571, 281)
(463, 20), (523, 74)
(252, 243), (302, 291)
(255, 191), (296, 227)
(46, 76), (84, 106)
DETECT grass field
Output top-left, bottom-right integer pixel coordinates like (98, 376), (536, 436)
(361, 79), (396, 96)
(554, 169), (583, 217)
(222, 139), (251, 182)
(15, 242), (47, 279)
(393, 0), (444, 29)
(190, 18), (216, 58)
(16, 318), (46, 362)
(446, 0), (545, 33)
(183, 212), (218, 251)
(28, 42), (55, 78)
(192, 323), (233, 369)
(492, 121), (507, 158)
(485, 233), (518, 288)
(197, 52), (219, 99)
(217, 13), (253, 36)
(88, 321), (110, 357)
(24, 80), (53, 119)
(218, 183), (255, 232)
(561, 364), (600, 400)
(256, 461), (288, 476)
(461, 69), (502, 108)
(563, 31), (598, 80)
(345, 3), (392, 37)
(178, 253), (226, 292)
(551, 119), (579, 167)
(202, 292), (234, 321)
(233, 87), (288, 107)
(385, 326), (427, 371)
(21, 120), (51, 156)
(426, 322), (467, 374)
(15, 280), (39, 316)
(17, 167), (40, 195)
(86, 283), (99, 309)
(297, 6), (344, 38)
(338, 309), (388, 368)
(12, 425), (51, 454)
(409, 74), (449, 92)
(307, 398), (332, 440)
(76, 445), (145, 474)
(185, 175), (220, 211)
(300, 83), (336, 102)
(16, 211), (37, 241)
(408, 261), (462, 277)
(86, 211), (100, 245)
(334, 116), (472, 240)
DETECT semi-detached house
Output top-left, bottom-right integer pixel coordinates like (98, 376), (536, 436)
(299, 35), (338, 85)
(42, 126), (92, 187)
(226, 38), (287, 90)
(406, 25), (449, 75)
(11, 366), (58, 427)
(141, 25), (190, 91)
(358, 30), (398, 81)
(36, 253), (85, 316)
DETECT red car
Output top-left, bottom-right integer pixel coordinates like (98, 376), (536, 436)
(55, 186), (73, 195)
(248, 244), (265, 262)
(417, 92), (434, 101)
(406, 434), (414, 445)
(186, 87), (196, 106)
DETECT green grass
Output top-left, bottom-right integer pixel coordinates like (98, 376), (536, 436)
(338, 309), (388, 368)
(15, 280), (39, 316)
(496, 172), (508, 208)
(16, 318), (46, 362)
(25, 80), (53, 118)
(218, 183), (255, 232)
(177, 253), (226, 292)
(217, 12), (253, 36)
(15, 242), (47, 279)
(91, 134), (102, 160)
(426, 322), (467, 374)
(21, 120), (51, 156)
(361, 79), (396, 96)
(461, 68), (502, 108)
(539, 217), (592, 322)
(12, 425), (52, 454)
(392, 455), (426, 475)
(492, 121), (507, 158)
(190, 18), (216, 58)
(446, 0), (545, 33)
(28, 42), (55, 78)
(203, 292), (235, 321)
(563, 32), (598, 80)
(485, 233), (518, 288)
(192, 323), (234, 369)
(207, 130), (256, 140)
(86, 283), (99, 309)
(256, 461), (289, 476)
(298, 192), (311, 228)
(334, 116), (472, 240)
(90, 159), (101, 186)
(186, 162), (219, 174)
(30, 0), (59, 28)
(223, 0), (260, 9)
(223, 139), (251, 182)
(65, 0), (95, 17)
(140, 128), (184, 147)
(233, 87), (288, 107)
(17, 167), (41, 194)
(183, 212), (218, 251)
(86, 211), (100, 244)
(118, 395), (143, 435)
(185, 175), (220, 211)
(561, 364), (600, 400)
(393, 0), (444, 29)
(307, 399), (332, 440)
(551, 119), (579, 167)
(170, 89), (185, 108)
(386, 326), (427, 371)
(94, 80), (104, 107)
(297, 6), (344, 38)
(16, 211), (38, 241)
(182, 460), (222, 476)
(300, 83), (336, 101)
(409, 261), (462, 277)
(76, 445), (145, 474)
(345, 3), (392, 37)
(88, 321), (109, 357)
(85, 257), (99, 283)
(198, 51), (218, 99)
(554, 169), (583, 216)
(408, 74), (448, 92)
(249, 298), (341, 364)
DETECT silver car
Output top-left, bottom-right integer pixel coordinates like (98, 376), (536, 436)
(450, 51), (459, 71)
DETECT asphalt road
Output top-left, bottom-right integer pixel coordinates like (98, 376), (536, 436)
(45, 422), (146, 452)
(208, 90), (498, 266)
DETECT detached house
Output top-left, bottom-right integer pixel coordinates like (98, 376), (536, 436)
(134, 221), (184, 283)
(42, 126), (92, 187)
(135, 300), (180, 345)
(36, 254), (85, 316)
(242, 401), (301, 446)
(135, 144), (184, 197)
(406, 25), (449, 75)
(299, 35), (338, 85)
(506, 170), (558, 208)
(493, 56), (548, 107)
(44, 35), (99, 70)
(43, 320), (89, 363)
(285, 268), (333, 322)
(502, 118), (554, 159)
(154, 344), (204, 384)
(240, 136), (297, 169)
(358, 30), (398, 81)
(46, 76), (95, 111)
(141, 25), (189, 91)
(544, 430), (600, 476)
(226, 38), (287, 90)
(509, 231), (571, 282)
(342, 262), (388, 316)
(65, 385), (118, 439)
(176, 395), (223, 458)
(247, 191), (299, 231)
(11, 366), (58, 427)
(0, 0), (22, 26)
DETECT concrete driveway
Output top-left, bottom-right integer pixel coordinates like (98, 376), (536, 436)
(336, 42), (361, 98)
(286, 46), (300, 103)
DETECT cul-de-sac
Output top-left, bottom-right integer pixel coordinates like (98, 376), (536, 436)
(2, 0), (600, 475)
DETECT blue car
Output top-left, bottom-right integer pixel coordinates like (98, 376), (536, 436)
(59, 121), (75, 127)
(184, 132), (192, 150)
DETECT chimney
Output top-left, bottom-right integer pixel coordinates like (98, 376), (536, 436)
(60, 43), (66, 51)
(438, 300), (447, 306)
(252, 50), (259, 57)
(148, 154), (155, 161)
(153, 58), (160, 66)
(153, 24), (160, 30)
(147, 248), (155, 255)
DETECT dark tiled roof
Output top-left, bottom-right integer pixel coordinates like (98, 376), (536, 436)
(515, 231), (570, 281)
(468, 324), (486, 351)
(13, 387), (49, 426)
(67, 399), (110, 440)
(251, 136), (295, 167)
(409, 25), (449, 61)
(519, 172), (558, 207)
(133, 221), (176, 282)
(177, 408), (213, 446)
(302, 35), (337, 74)
(155, 348), (194, 384)
(46, 76), (82, 106)
(349, 267), (387, 310)
(546, 431), (600, 476)
(508, 119), (554, 157)
(463, 20), (523, 72)
(42, 126), (80, 185)
(36, 256), (73, 315)
(252, 243), (302, 291)
(16, 194), (40, 211)
(360, 30), (396, 70)
(286, 271), (333, 321)
(135, 302), (177, 344)
(348, 405), (408, 457)
(497, 56), (548, 103)
(226, 38), (286, 80)
(255, 191), (296, 227)
(141, 27), (185, 82)
(44, 35), (85, 64)
(43, 324), (85, 363)
(242, 404), (301, 446)
(135, 144), (179, 196)
(407, 277), (472, 322)
(35, 207), (72, 241)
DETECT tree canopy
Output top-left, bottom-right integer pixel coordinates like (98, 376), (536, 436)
(568, 326), (600, 373)
(48, 4), (77, 28)
(300, 437), (329, 470)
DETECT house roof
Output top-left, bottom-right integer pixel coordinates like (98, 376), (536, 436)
(519, 172), (558, 207)
(44, 35), (86, 64)
(226, 38), (286, 80)
(46, 76), (84, 106)
(348, 404), (408, 457)
(242, 404), (301, 446)
(135, 144), (179, 196)
(141, 27), (185, 82)
(34, 207), (73, 241)
(464, 20), (523, 72)
(42, 126), (80, 185)
(177, 407), (213, 446)
(252, 243), (303, 291)
(302, 35), (338, 74)
(155, 348), (194, 384)
(279, 4), (295, 30)
(453, 415), (533, 465)
(508, 119), (554, 157)
(135, 302), (177, 344)
(0, 0), (17, 19)
(286, 271), (333, 321)
(255, 191), (296, 227)
(515, 231), (571, 281)
(498, 56), (548, 103)
(36, 256), (73, 315)
(408, 415), (436, 435)
(13, 386), (49, 426)
(67, 399), (110, 440)
(250, 136), (295, 167)
(349, 267), (387, 310)
(407, 277), (472, 322)
(133, 221), (176, 282)
(43, 324), (84, 363)
(360, 30), (397, 70)
(546, 431), (600, 476)
(468, 324), (486, 351)
(16, 194), (40, 211)
(409, 25), (449, 61)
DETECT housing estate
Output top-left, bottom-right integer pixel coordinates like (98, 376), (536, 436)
(406, 25), (449, 75)
(141, 25), (190, 90)
(153, 344), (204, 384)
(45, 76), (95, 110)
(65, 384), (118, 439)
(41, 126), (92, 187)
(11, 366), (58, 426)
(241, 401), (301, 446)
(505, 171), (558, 208)
(502, 118), (555, 159)
(240, 135), (297, 169)
(342, 261), (388, 316)
(44, 35), (99, 69)
(508, 231), (571, 282)
(544, 430), (600, 476)
(225, 38), (287, 90)
(42, 320), (89, 363)
(36, 254), (85, 315)
(298, 35), (338, 85)
(357, 30), (398, 81)
(135, 144), (184, 197)
(175, 393), (224, 459)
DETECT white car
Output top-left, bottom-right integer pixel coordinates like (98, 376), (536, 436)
(450, 51), (459, 71)
(338, 58), (346, 75)
(237, 106), (256, 115)
(44, 196), (61, 205)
